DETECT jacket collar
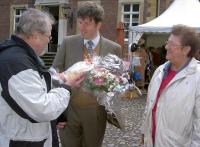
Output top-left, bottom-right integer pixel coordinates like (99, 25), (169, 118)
(159, 58), (199, 81)
(11, 35), (47, 70)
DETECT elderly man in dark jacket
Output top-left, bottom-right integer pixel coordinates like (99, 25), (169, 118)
(0, 8), (84, 147)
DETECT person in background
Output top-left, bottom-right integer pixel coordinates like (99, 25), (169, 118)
(195, 48), (200, 61)
(0, 8), (84, 147)
(142, 24), (200, 146)
(144, 46), (155, 87)
(53, 1), (122, 147)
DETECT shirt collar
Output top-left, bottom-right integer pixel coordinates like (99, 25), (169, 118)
(84, 34), (100, 49)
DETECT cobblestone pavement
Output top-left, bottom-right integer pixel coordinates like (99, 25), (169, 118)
(102, 97), (146, 147)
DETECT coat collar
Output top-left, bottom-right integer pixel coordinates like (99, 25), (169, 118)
(8, 35), (46, 70)
(158, 58), (199, 82)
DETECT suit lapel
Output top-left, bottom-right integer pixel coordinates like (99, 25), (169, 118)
(99, 36), (112, 56)
(67, 35), (84, 66)
(74, 36), (84, 61)
(99, 36), (106, 56)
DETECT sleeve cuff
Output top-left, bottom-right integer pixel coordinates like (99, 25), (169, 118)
(60, 84), (72, 95)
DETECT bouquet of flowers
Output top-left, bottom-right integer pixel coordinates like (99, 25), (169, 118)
(81, 54), (132, 130)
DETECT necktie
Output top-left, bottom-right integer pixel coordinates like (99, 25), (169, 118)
(87, 40), (93, 57)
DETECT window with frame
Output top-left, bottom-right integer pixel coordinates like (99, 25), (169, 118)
(13, 8), (26, 33)
(122, 3), (140, 41)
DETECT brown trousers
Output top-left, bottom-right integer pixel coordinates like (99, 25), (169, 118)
(59, 104), (107, 147)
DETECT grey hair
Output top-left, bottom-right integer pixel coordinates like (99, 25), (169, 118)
(171, 24), (200, 57)
(15, 8), (55, 36)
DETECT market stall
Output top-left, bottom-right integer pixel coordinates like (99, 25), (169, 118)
(128, 0), (200, 88)
(129, 0), (200, 45)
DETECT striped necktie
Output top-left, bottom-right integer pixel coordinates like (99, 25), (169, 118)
(87, 40), (94, 57)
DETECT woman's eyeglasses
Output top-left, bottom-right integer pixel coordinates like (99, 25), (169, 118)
(165, 40), (183, 47)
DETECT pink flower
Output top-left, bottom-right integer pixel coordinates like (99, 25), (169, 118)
(94, 78), (104, 86)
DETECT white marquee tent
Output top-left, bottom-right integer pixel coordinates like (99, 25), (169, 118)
(129, 0), (200, 44)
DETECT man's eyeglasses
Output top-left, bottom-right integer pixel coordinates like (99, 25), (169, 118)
(165, 40), (183, 47)
(43, 34), (52, 41)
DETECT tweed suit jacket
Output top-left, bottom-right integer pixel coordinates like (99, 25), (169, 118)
(52, 34), (122, 72)
(53, 34), (122, 128)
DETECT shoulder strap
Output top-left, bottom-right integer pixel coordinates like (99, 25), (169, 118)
(1, 91), (38, 123)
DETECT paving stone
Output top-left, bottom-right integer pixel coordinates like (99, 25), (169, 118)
(102, 97), (146, 147)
